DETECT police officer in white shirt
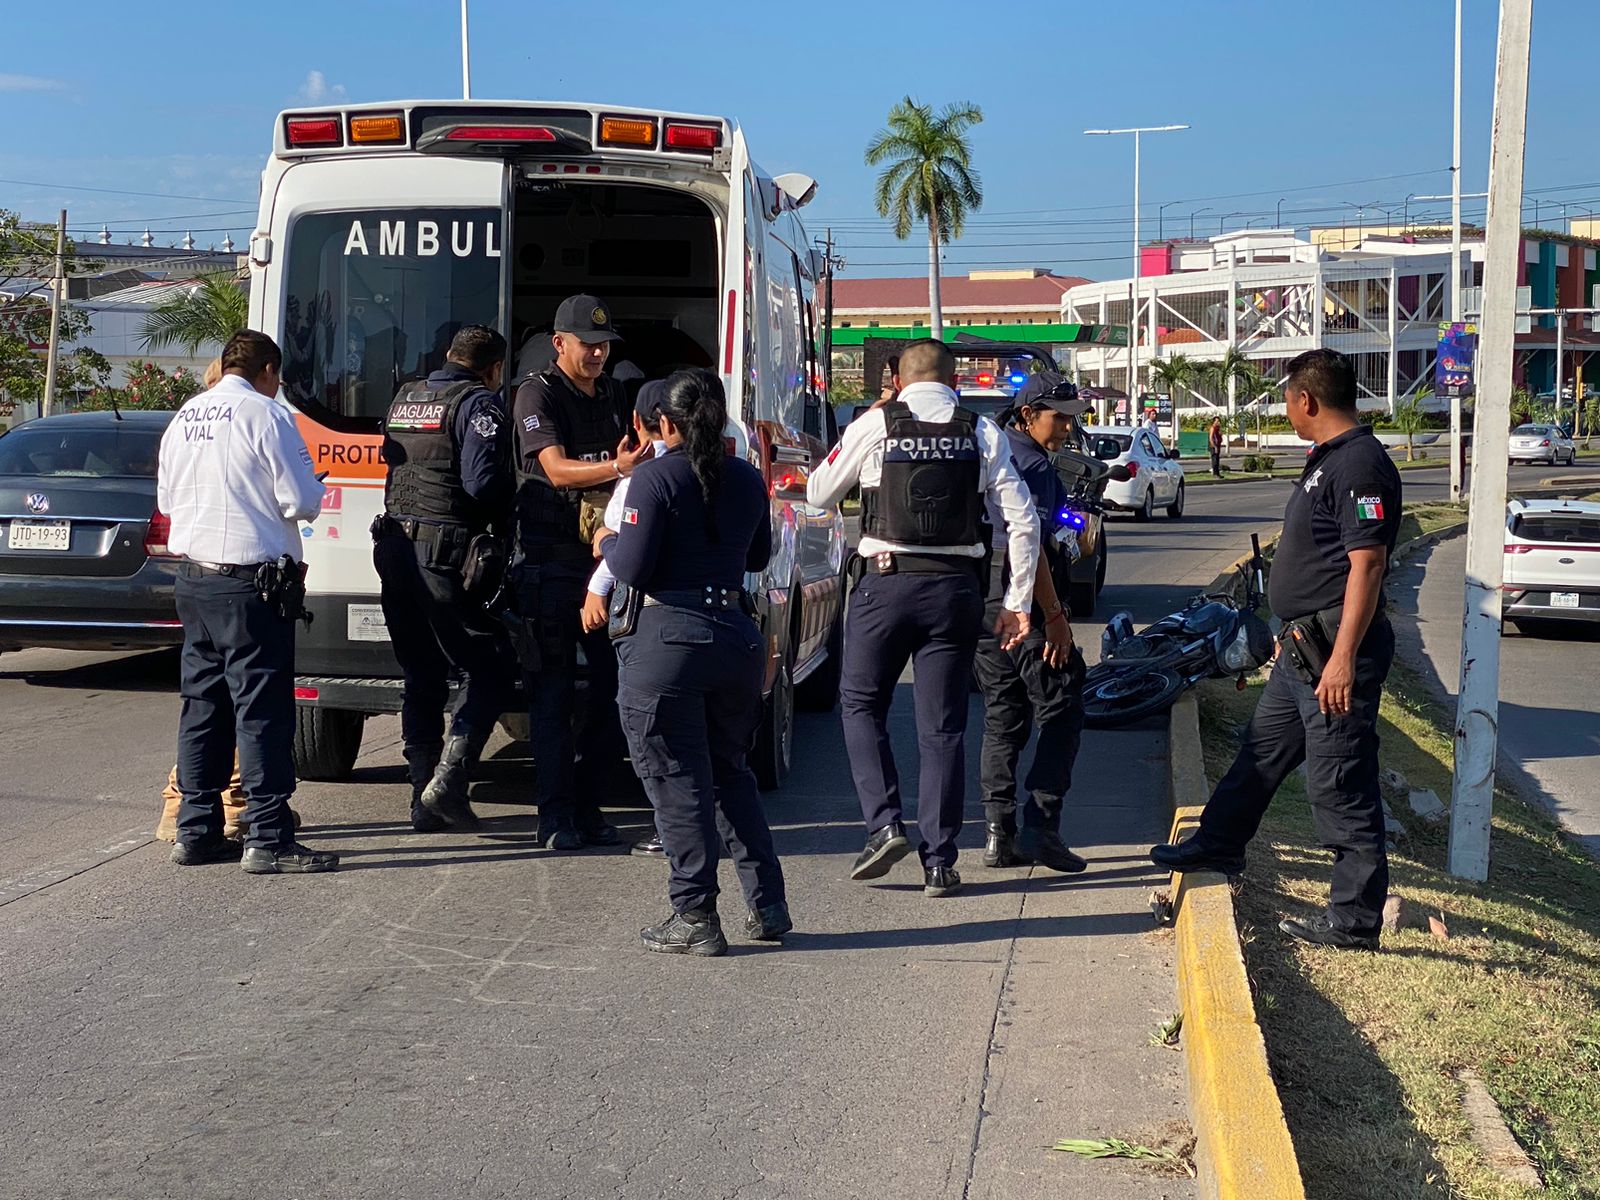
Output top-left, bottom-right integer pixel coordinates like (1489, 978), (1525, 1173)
(157, 330), (337, 875)
(807, 339), (1040, 898)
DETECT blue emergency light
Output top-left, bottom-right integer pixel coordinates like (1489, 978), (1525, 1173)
(1009, 373), (1027, 386)
(1057, 507), (1087, 531)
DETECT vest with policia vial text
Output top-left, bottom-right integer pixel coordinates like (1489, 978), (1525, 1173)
(861, 401), (983, 546)
(382, 379), (483, 529)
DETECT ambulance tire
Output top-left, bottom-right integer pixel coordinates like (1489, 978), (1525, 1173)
(752, 655), (794, 791)
(292, 707), (364, 781)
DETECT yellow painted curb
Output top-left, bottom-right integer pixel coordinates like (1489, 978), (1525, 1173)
(1168, 694), (1306, 1200)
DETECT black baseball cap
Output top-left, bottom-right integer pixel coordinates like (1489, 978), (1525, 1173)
(635, 378), (668, 424)
(1016, 373), (1089, 416)
(552, 293), (621, 343)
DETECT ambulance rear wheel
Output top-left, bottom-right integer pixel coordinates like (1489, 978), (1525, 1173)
(753, 656), (794, 791)
(293, 707), (364, 781)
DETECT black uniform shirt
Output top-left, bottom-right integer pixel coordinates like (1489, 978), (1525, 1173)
(985, 426), (1066, 615)
(432, 364), (511, 509)
(510, 366), (628, 548)
(600, 449), (772, 592)
(1268, 425), (1402, 621)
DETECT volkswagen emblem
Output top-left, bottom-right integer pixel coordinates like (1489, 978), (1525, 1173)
(25, 493), (48, 515)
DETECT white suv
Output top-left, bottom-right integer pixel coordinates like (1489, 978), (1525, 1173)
(1508, 423), (1576, 466)
(1503, 499), (1600, 631)
(1085, 426), (1185, 521)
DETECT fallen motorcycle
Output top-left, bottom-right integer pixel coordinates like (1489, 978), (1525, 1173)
(1082, 534), (1274, 729)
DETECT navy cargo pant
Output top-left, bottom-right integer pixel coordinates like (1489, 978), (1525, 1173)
(515, 559), (623, 834)
(1198, 617), (1396, 936)
(615, 604), (785, 915)
(173, 563), (297, 851)
(840, 567), (986, 870)
(973, 595), (1086, 836)
(374, 530), (513, 755)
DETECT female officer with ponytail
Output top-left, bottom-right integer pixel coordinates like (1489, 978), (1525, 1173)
(597, 369), (789, 957)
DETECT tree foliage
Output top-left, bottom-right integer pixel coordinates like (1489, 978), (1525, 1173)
(139, 271), (249, 357)
(78, 360), (201, 412)
(0, 208), (109, 405)
(1148, 354), (1195, 397)
(1393, 390), (1428, 461)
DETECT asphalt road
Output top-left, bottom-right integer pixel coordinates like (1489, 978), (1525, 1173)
(1392, 534), (1600, 857)
(0, 462), (1551, 1199)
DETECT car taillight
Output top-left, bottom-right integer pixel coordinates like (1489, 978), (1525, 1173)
(1541, 439), (1551, 447)
(143, 510), (175, 558)
(1125, 461), (1139, 478)
(1505, 544), (1534, 554)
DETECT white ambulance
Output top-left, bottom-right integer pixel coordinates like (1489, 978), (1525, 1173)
(248, 100), (846, 789)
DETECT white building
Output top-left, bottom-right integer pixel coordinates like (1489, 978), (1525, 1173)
(1061, 231), (1457, 418)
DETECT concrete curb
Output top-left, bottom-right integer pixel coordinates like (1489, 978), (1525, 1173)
(1167, 695), (1306, 1200)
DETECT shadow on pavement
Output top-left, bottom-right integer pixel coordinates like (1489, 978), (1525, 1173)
(1, 648), (179, 692)
(779, 909), (1157, 951)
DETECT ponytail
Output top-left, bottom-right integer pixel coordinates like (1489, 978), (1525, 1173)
(659, 368), (728, 542)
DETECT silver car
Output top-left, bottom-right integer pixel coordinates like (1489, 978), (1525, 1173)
(1508, 423), (1576, 466)
(0, 410), (182, 654)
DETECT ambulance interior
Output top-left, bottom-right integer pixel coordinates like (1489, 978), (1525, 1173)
(507, 179), (720, 387)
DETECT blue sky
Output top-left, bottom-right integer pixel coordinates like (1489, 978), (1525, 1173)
(3, 0), (1595, 279)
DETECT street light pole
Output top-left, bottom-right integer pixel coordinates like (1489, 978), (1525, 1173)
(1451, 0), (1464, 500)
(1449, 0), (1532, 883)
(1189, 207), (1212, 240)
(1084, 124), (1188, 421)
(1158, 201), (1180, 242)
(1277, 198), (1287, 228)
(460, 0), (472, 99)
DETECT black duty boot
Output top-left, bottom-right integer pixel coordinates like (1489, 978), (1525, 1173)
(744, 901), (793, 941)
(850, 821), (911, 881)
(404, 742), (446, 833)
(631, 832), (667, 858)
(982, 823), (1018, 868)
(241, 842), (339, 874)
(1016, 829), (1089, 874)
(923, 866), (962, 898)
(641, 908), (728, 957)
(171, 838), (244, 866)
(420, 735), (481, 831)
(1279, 914), (1379, 951)
(1150, 837), (1246, 876)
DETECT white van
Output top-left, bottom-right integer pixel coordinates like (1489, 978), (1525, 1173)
(248, 100), (846, 789)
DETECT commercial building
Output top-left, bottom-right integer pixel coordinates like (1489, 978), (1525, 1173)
(831, 268), (1088, 331)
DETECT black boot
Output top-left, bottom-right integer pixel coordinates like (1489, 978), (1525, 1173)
(744, 901), (793, 941)
(404, 742), (445, 833)
(1150, 837), (1246, 876)
(420, 735), (482, 831)
(1016, 828), (1089, 874)
(982, 822), (1018, 868)
(641, 908), (727, 956)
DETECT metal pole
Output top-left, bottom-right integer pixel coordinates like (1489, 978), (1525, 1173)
(1555, 313), (1565, 428)
(42, 209), (66, 418)
(1450, 0), (1464, 501)
(821, 228), (834, 396)
(1449, 0), (1532, 883)
(1132, 130), (1141, 412)
(460, 0), (472, 99)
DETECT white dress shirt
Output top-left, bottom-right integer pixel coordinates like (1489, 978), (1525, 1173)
(587, 438), (667, 598)
(157, 374), (325, 565)
(807, 381), (1040, 613)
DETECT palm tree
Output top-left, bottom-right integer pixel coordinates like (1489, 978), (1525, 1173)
(140, 271), (249, 357)
(1148, 354), (1195, 399)
(1233, 363), (1270, 450)
(1393, 391), (1428, 462)
(1213, 346), (1252, 413)
(865, 97), (984, 340)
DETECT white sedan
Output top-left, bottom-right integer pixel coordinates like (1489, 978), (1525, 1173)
(1508, 423), (1576, 466)
(1502, 498), (1600, 631)
(1084, 426), (1186, 520)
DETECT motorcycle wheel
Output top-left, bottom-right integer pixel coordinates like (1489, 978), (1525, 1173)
(1082, 665), (1186, 729)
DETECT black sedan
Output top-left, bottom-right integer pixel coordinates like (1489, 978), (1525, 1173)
(0, 410), (183, 653)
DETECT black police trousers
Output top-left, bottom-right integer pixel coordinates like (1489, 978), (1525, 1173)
(173, 563), (297, 851)
(972, 598), (1086, 836)
(616, 604), (785, 915)
(514, 559), (622, 832)
(840, 568), (986, 870)
(1198, 617), (1396, 936)
(374, 531), (513, 754)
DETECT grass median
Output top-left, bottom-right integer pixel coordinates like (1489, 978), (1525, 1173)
(1194, 515), (1600, 1200)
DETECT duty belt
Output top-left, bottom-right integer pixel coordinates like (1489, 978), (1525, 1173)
(375, 514), (471, 543)
(189, 560), (273, 578)
(865, 551), (976, 575)
(643, 586), (748, 611)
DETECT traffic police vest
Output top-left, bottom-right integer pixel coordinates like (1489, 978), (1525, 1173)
(514, 370), (626, 547)
(861, 401), (983, 546)
(382, 379), (483, 529)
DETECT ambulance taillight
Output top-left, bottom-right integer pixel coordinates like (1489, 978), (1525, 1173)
(285, 117), (342, 148)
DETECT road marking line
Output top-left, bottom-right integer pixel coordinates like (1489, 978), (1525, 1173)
(0, 826), (155, 908)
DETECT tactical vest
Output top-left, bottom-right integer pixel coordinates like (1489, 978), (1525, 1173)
(382, 379), (483, 529)
(861, 401), (983, 546)
(513, 370), (627, 548)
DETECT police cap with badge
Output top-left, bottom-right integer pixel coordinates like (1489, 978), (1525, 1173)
(553, 294), (622, 344)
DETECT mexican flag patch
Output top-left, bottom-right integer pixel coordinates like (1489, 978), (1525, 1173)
(1356, 495), (1384, 520)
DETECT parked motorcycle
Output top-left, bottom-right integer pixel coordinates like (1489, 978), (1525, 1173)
(1082, 534), (1274, 729)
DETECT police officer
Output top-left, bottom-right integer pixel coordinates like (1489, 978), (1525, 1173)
(511, 294), (651, 849)
(1152, 348), (1401, 949)
(373, 324), (515, 832)
(807, 339), (1040, 898)
(975, 375), (1090, 875)
(156, 329), (337, 875)
(598, 369), (788, 956)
